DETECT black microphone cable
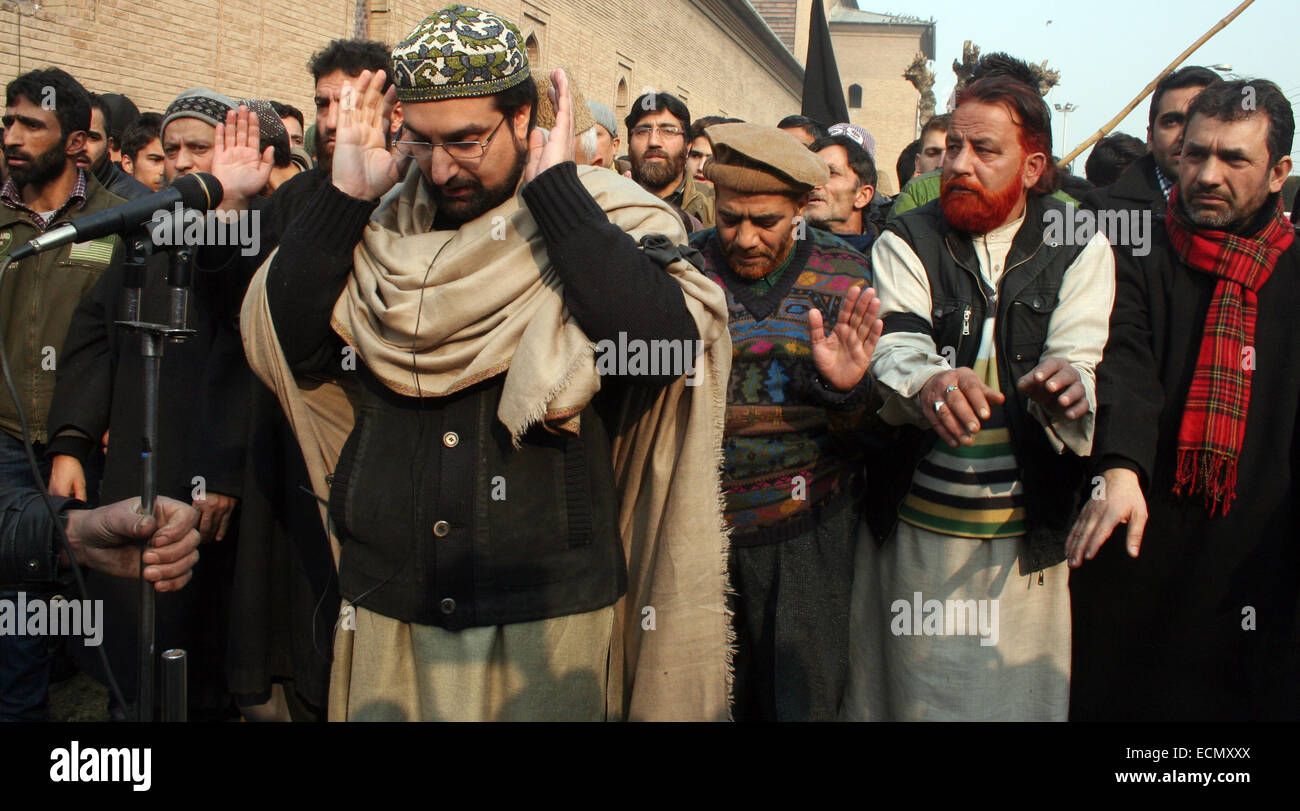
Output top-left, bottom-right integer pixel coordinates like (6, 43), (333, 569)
(0, 254), (130, 715)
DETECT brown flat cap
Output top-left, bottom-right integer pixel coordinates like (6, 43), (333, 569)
(533, 66), (597, 137)
(703, 122), (829, 194)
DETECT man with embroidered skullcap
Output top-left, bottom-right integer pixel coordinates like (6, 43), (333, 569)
(240, 5), (732, 722)
(806, 127), (880, 254)
(688, 122), (884, 721)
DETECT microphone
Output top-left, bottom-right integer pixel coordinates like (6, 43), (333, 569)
(4, 173), (223, 262)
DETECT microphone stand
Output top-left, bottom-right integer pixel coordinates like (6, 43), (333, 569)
(117, 233), (196, 722)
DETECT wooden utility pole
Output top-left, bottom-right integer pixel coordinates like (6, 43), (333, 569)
(1058, 0), (1256, 167)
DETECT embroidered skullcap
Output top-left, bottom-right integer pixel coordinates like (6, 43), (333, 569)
(390, 5), (530, 103)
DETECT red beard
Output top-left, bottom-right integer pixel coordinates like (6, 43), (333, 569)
(940, 170), (1025, 234)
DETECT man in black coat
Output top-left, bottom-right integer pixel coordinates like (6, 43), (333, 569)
(195, 38), (392, 721)
(1085, 66), (1218, 216)
(44, 88), (252, 719)
(1069, 79), (1300, 721)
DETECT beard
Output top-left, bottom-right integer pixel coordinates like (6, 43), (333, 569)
(632, 146), (686, 190)
(428, 137), (527, 226)
(724, 236), (795, 280)
(940, 168), (1025, 234)
(316, 128), (335, 174)
(5, 138), (69, 191)
(1181, 181), (1266, 231)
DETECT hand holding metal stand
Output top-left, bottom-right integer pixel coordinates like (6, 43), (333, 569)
(117, 232), (196, 722)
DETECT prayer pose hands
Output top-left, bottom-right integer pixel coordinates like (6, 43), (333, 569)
(212, 105), (274, 212)
(1017, 356), (1090, 420)
(332, 69), (401, 200)
(920, 366), (1006, 447)
(809, 285), (883, 392)
(1066, 467), (1148, 567)
(525, 69), (576, 183)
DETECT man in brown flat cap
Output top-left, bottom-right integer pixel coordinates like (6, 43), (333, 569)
(687, 122), (884, 720)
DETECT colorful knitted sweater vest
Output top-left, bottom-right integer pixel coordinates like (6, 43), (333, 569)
(691, 226), (874, 543)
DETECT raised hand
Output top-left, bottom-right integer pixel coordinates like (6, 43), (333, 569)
(524, 69), (576, 183)
(809, 285), (884, 392)
(212, 105), (274, 212)
(332, 69), (401, 200)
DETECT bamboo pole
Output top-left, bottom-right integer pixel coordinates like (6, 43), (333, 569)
(1058, 0), (1256, 167)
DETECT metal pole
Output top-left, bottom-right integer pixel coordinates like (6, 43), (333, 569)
(161, 649), (187, 722)
(136, 330), (163, 722)
(120, 235), (197, 724)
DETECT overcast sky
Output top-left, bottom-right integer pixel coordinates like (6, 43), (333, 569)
(881, 0), (1297, 172)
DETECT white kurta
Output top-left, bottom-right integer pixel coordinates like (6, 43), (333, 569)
(842, 208), (1115, 721)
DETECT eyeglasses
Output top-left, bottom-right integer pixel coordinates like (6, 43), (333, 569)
(393, 116), (507, 160)
(630, 124), (685, 139)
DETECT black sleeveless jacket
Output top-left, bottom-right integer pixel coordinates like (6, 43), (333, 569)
(865, 195), (1093, 572)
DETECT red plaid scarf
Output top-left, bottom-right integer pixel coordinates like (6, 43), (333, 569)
(1165, 187), (1295, 515)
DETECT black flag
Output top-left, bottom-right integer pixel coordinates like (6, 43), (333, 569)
(801, 0), (850, 126)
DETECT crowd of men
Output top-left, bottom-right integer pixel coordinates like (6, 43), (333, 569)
(2, 3), (1298, 722)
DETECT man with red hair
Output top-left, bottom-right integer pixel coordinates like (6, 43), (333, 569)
(841, 76), (1116, 720)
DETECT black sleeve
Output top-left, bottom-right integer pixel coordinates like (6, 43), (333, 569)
(1092, 245), (1164, 488)
(266, 181), (377, 375)
(0, 488), (81, 585)
(521, 162), (699, 386)
(192, 196), (273, 321)
(46, 264), (120, 462)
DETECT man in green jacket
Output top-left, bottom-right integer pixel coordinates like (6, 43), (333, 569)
(1, 68), (123, 486)
(1, 66), (123, 722)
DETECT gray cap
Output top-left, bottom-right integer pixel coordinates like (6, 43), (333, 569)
(587, 100), (618, 140)
(161, 87), (238, 135)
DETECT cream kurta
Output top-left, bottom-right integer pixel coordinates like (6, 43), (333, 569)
(842, 208), (1115, 721)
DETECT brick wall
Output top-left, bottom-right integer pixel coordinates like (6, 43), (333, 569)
(1, 0), (355, 122)
(1, 0), (801, 129)
(834, 25), (924, 195)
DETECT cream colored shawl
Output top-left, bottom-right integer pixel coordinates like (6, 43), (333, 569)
(240, 163), (732, 721)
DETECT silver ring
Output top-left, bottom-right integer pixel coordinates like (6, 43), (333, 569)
(944, 385), (960, 394)
(933, 400), (946, 413)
